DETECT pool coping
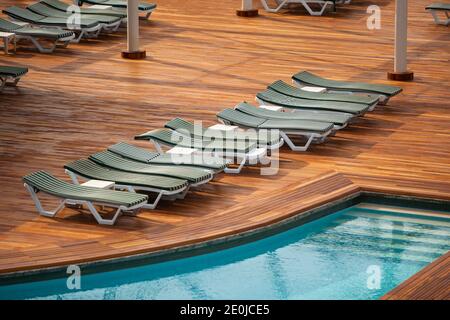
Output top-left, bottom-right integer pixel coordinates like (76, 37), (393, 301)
(1, 187), (449, 295)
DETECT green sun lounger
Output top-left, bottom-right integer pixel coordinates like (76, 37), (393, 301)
(235, 102), (353, 130)
(77, 0), (157, 20)
(135, 128), (259, 154)
(426, 3), (450, 25)
(135, 129), (267, 174)
(64, 159), (189, 209)
(108, 142), (231, 172)
(0, 66), (28, 91)
(41, 0), (127, 19)
(28, 2), (122, 31)
(2, 6), (102, 43)
(217, 108), (334, 152)
(0, 18), (75, 53)
(23, 171), (148, 225)
(256, 89), (370, 115)
(164, 118), (282, 150)
(268, 80), (379, 108)
(90, 151), (213, 186)
(292, 71), (403, 105)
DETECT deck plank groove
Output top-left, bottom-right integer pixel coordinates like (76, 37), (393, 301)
(0, 0), (449, 299)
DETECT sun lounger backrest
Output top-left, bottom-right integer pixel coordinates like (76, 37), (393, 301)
(165, 118), (197, 134)
(41, 0), (71, 11)
(217, 109), (267, 128)
(28, 3), (66, 16)
(23, 170), (148, 207)
(90, 151), (212, 183)
(108, 142), (160, 163)
(64, 158), (189, 191)
(426, 3), (450, 10)
(293, 71), (403, 96)
(0, 66), (29, 77)
(134, 128), (180, 143)
(268, 80), (379, 105)
(0, 18), (22, 32)
(3, 6), (46, 22)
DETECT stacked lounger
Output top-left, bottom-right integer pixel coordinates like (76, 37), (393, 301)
(23, 171), (149, 225)
(77, 0), (157, 20)
(1, 0), (156, 50)
(108, 142), (231, 173)
(27, 2), (123, 32)
(292, 71), (403, 105)
(0, 66), (28, 91)
(135, 128), (267, 174)
(2, 6), (103, 43)
(426, 3), (450, 25)
(23, 70), (403, 224)
(42, 0), (127, 19)
(0, 18), (75, 53)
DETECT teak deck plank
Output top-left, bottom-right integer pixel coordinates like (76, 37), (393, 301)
(0, 0), (449, 299)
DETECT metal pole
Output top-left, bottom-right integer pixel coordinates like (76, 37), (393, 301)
(388, 0), (413, 81)
(394, 0), (408, 73)
(122, 0), (146, 59)
(237, 0), (258, 17)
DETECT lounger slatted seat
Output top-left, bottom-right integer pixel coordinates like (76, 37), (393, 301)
(0, 18), (75, 53)
(28, 2), (122, 31)
(260, 0), (335, 16)
(78, 0), (157, 19)
(135, 129), (268, 174)
(90, 151), (213, 186)
(108, 142), (231, 172)
(256, 89), (370, 115)
(135, 128), (259, 154)
(217, 108), (334, 151)
(23, 171), (148, 225)
(64, 159), (189, 209)
(0, 66), (28, 91)
(292, 71), (403, 105)
(42, 0), (127, 19)
(2, 6), (102, 43)
(426, 3), (450, 25)
(164, 118), (282, 150)
(269, 80), (379, 107)
(236, 102), (353, 129)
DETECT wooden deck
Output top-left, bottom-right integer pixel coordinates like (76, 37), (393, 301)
(0, 0), (449, 299)
(382, 251), (450, 300)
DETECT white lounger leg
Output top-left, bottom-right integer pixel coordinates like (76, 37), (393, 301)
(224, 156), (247, 174)
(0, 77), (5, 92)
(260, 0), (290, 13)
(142, 191), (164, 209)
(25, 181), (143, 225)
(28, 37), (57, 53)
(223, 148), (267, 174)
(102, 20), (122, 33)
(5, 76), (22, 87)
(24, 183), (66, 218)
(279, 132), (315, 151)
(429, 10), (450, 26)
(85, 202), (123, 225)
(142, 11), (154, 20)
(261, 0), (332, 15)
(302, 1), (333, 16)
(151, 139), (164, 153)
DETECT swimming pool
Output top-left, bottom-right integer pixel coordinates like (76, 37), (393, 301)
(1, 203), (449, 300)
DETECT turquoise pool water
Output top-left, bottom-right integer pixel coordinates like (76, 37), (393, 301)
(1, 205), (449, 300)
